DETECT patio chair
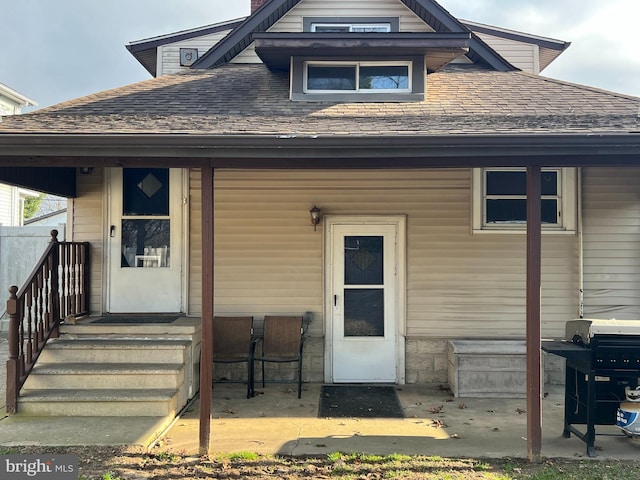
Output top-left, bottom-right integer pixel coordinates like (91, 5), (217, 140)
(213, 316), (254, 399)
(252, 315), (305, 398)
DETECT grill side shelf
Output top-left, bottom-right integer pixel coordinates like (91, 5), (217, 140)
(542, 340), (590, 371)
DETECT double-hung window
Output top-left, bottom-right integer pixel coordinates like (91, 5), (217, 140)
(472, 167), (577, 233)
(304, 61), (411, 93)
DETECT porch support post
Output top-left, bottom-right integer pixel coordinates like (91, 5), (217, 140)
(526, 165), (542, 462)
(199, 166), (214, 455)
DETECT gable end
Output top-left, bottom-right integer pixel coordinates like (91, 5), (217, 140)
(192, 0), (515, 72)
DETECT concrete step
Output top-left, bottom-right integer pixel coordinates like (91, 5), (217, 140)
(60, 318), (200, 337)
(17, 389), (180, 416)
(23, 363), (186, 390)
(38, 338), (191, 364)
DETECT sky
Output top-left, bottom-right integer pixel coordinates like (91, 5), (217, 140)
(1, 0), (639, 112)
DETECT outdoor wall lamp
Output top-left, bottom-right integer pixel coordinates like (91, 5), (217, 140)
(79, 167), (94, 175)
(309, 205), (321, 231)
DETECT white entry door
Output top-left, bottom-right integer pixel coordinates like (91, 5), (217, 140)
(107, 168), (184, 313)
(327, 218), (405, 383)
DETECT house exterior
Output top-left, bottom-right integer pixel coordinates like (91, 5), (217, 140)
(1, 0), (640, 457)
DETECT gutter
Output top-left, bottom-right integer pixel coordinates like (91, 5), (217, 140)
(1, 134), (640, 168)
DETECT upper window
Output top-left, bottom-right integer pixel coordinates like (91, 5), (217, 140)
(472, 168), (577, 233)
(311, 23), (391, 33)
(303, 17), (400, 33)
(304, 61), (411, 93)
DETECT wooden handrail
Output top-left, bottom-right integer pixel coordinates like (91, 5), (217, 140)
(5, 230), (90, 413)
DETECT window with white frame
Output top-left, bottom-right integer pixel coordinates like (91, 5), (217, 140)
(472, 167), (577, 233)
(311, 23), (391, 33)
(304, 61), (411, 93)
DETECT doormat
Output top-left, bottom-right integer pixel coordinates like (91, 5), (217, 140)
(90, 315), (179, 324)
(318, 385), (404, 418)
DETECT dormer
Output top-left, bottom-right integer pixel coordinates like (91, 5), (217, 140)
(254, 27), (470, 101)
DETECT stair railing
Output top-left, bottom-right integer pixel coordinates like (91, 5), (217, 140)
(5, 229), (90, 413)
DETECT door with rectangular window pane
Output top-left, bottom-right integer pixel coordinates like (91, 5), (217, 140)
(330, 223), (398, 383)
(107, 168), (183, 313)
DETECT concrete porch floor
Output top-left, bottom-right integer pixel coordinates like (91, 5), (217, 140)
(2, 331), (640, 460)
(161, 383), (640, 459)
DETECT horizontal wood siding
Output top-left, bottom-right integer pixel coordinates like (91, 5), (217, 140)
(160, 30), (234, 75)
(582, 167), (640, 319)
(231, 0), (433, 64)
(474, 32), (537, 73)
(189, 169), (577, 338)
(270, 0), (434, 33)
(71, 168), (105, 314)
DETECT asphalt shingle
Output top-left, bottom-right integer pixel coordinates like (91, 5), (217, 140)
(0, 64), (638, 135)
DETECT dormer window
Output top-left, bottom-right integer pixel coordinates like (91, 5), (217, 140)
(305, 61), (411, 93)
(311, 23), (392, 33)
(303, 17), (400, 33)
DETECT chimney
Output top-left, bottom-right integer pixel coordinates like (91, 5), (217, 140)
(251, 0), (268, 13)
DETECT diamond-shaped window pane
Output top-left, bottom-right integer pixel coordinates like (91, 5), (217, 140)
(138, 173), (163, 199)
(123, 168), (169, 216)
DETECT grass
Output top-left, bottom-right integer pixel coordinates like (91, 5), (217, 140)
(216, 452), (640, 479)
(7, 446), (640, 479)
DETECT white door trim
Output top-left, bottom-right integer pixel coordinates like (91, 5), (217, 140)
(323, 215), (406, 384)
(104, 167), (187, 313)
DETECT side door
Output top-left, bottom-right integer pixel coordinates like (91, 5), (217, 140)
(326, 218), (405, 383)
(107, 167), (184, 313)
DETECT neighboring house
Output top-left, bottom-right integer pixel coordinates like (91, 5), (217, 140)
(0, 83), (38, 226)
(23, 208), (67, 228)
(0, 82), (37, 116)
(0, 184), (38, 226)
(1, 0), (639, 457)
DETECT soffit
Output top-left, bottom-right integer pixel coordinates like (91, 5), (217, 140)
(254, 32), (470, 71)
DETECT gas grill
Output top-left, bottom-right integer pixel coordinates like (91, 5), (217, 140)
(542, 319), (640, 456)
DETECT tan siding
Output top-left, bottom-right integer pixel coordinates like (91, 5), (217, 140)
(231, 0), (434, 64)
(582, 167), (640, 319)
(71, 168), (105, 314)
(160, 31), (234, 75)
(230, 46), (262, 64)
(271, 0), (434, 33)
(190, 169), (577, 339)
(189, 169), (202, 315)
(474, 32), (537, 73)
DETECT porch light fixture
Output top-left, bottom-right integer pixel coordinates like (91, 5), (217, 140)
(79, 167), (94, 175)
(309, 206), (321, 231)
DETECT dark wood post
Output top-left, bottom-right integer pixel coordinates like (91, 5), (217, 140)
(6, 285), (19, 413)
(199, 166), (215, 455)
(526, 165), (543, 462)
(49, 230), (61, 338)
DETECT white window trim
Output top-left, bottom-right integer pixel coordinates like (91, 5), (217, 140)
(303, 61), (412, 94)
(311, 23), (391, 32)
(472, 167), (576, 234)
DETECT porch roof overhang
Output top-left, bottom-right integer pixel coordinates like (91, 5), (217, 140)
(253, 32), (471, 72)
(1, 133), (640, 170)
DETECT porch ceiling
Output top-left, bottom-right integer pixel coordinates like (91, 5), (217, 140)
(0, 167), (76, 197)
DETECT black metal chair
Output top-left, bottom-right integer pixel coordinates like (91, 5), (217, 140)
(213, 316), (254, 399)
(252, 315), (305, 398)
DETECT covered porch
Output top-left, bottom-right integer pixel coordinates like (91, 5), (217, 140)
(2, 135), (640, 462)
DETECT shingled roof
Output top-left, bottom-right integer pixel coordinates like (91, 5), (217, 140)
(1, 64), (638, 136)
